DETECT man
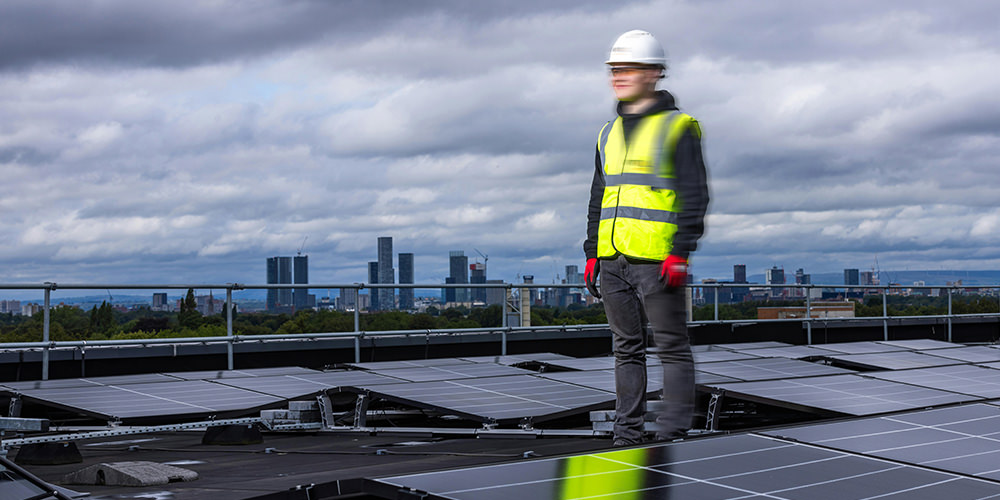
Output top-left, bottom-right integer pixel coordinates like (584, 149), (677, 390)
(583, 30), (709, 446)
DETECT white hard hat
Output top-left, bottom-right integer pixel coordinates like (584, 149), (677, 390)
(605, 30), (666, 67)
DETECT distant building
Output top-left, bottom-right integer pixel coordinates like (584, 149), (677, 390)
(485, 279), (506, 306)
(368, 261), (379, 311)
(758, 301), (855, 320)
(734, 264), (747, 284)
(293, 255), (309, 311)
(196, 293), (225, 316)
(267, 256), (293, 313)
(844, 268), (860, 286)
(449, 251), (469, 303)
(152, 293), (168, 312)
(338, 288), (358, 311)
(860, 271), (875, 286)
(0, 300), (22, 315)
(377, 237), (395, 310)
(766, 266), (785, 298)
(21, 303), (41, 317)
(732, 264), (748, 302)
(398, 253), (414, 310)
(470, 262), (486, 303)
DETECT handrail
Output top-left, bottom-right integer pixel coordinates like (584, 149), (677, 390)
(1, 281), (997, 379)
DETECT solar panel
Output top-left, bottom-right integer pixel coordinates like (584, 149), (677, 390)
(345, 358), (473, 370)
(458, 353), (574, 365)
(692, 350), (761, 364)
(877, 339), (964, 351)
(164, 366), (319, 380)
(212, 370), (408, 399)
(865, 364), (1000, 398)
(923, 346), (1000, 363)
(367, 433), (1000, 499)
(734, 345), (839, 359)
(708, 341), (793, 351)
(341, 374), (614, 424)
(761, 404), (1000, 482)
(537, 367), (737, 393)
(813, 341), (906, 355)
(361, 363), (535, 383)
(694, 357), (855, 382)
(539, 357), (627, 371)
(0, 373), (180, 391)
(15, 380), (284, 421)
(709, 374), (975, 416)
(826, 351), (966, 371)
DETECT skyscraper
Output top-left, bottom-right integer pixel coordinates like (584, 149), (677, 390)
(470, 262), (486, 303)
(449, 251), (469, 303)
(398, 253), (414, 310)
(766, 266), (785, 298)
(377, 237), (394, 310)
(733, 264), (747, 284)
(368, 261), (379, 311)
(844, 268), (860, 286)
(293, 255), (309, 311)
(266, 256), (292, 312)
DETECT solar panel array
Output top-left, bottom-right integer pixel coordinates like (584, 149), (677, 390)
(368, 433), (1000, 499)
(762, 404), (1000, 482)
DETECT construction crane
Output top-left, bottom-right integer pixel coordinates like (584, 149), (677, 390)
(297, 236), (308, 256)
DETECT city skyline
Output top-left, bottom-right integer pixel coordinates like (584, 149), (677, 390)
(1, 2), (999, 288)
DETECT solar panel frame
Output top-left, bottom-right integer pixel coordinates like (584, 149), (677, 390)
(163, 366), (320, 380)
(826, 351), (967, 371)
(338, 374), (615, 424)
(360, 364), (536, 383)
(733, 345), (840, 359)
(694, 357), (856, 382)
(14, 380), (285, 421)
(708, 374), (976, 416)
(458, 353), (574, 365)
(813, 341), (908, 355)
(922, 346), (1000, 363)
(876, 339), (964, 351)
(211, 370), (408, 399)
(865, 364), (1000, 398)
(0, 373), (181, 391)
(344, 358), (474, 370)
(692, 350), (762, 364)
(706, 341), (794, 351)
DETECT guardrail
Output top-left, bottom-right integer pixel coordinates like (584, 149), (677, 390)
(1, 281), (998, 379)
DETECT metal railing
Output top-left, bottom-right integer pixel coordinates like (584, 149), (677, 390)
(1, 281), (998, 380)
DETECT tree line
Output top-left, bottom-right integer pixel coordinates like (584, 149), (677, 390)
(0, 289), (608, 343)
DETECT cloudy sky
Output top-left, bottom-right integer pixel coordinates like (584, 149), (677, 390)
(1, 0), (998, 292)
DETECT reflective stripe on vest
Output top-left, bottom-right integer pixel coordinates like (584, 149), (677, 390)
(596, 111), (696, 261)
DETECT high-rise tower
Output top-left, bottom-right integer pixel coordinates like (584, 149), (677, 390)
(266, 256), (292, 312)
(293, 255), (309, 310)
(377, 237), (395, 310)
(448, 251), (469, 303)
(368, 261), (379, 311)
(398, 253), (414, 310)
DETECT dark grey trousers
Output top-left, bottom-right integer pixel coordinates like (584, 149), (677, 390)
(601, 254), (694, 442)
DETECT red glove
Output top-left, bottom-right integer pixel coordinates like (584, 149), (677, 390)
(661, 255), (688, 288)
(584, 258), (601, 298)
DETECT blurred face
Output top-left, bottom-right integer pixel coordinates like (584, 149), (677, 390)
(608, 63), (661, 101)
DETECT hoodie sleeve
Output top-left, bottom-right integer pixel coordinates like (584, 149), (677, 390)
(669, 126), (710, 260)
(583, 144), (604, 260)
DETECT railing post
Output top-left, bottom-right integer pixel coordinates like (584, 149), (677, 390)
(947, 287), (953, 342)
(805, 287), (812, 345)
(882, 287), (889, 341)
(713, 286), (719, 322)
(354, 336), (361, 364)
(226, 287), (234, 370)
(354, 284), (361, 333)
(42, 285), (51, 381)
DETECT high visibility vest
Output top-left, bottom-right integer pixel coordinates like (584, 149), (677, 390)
(596, 111), (700, 261)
